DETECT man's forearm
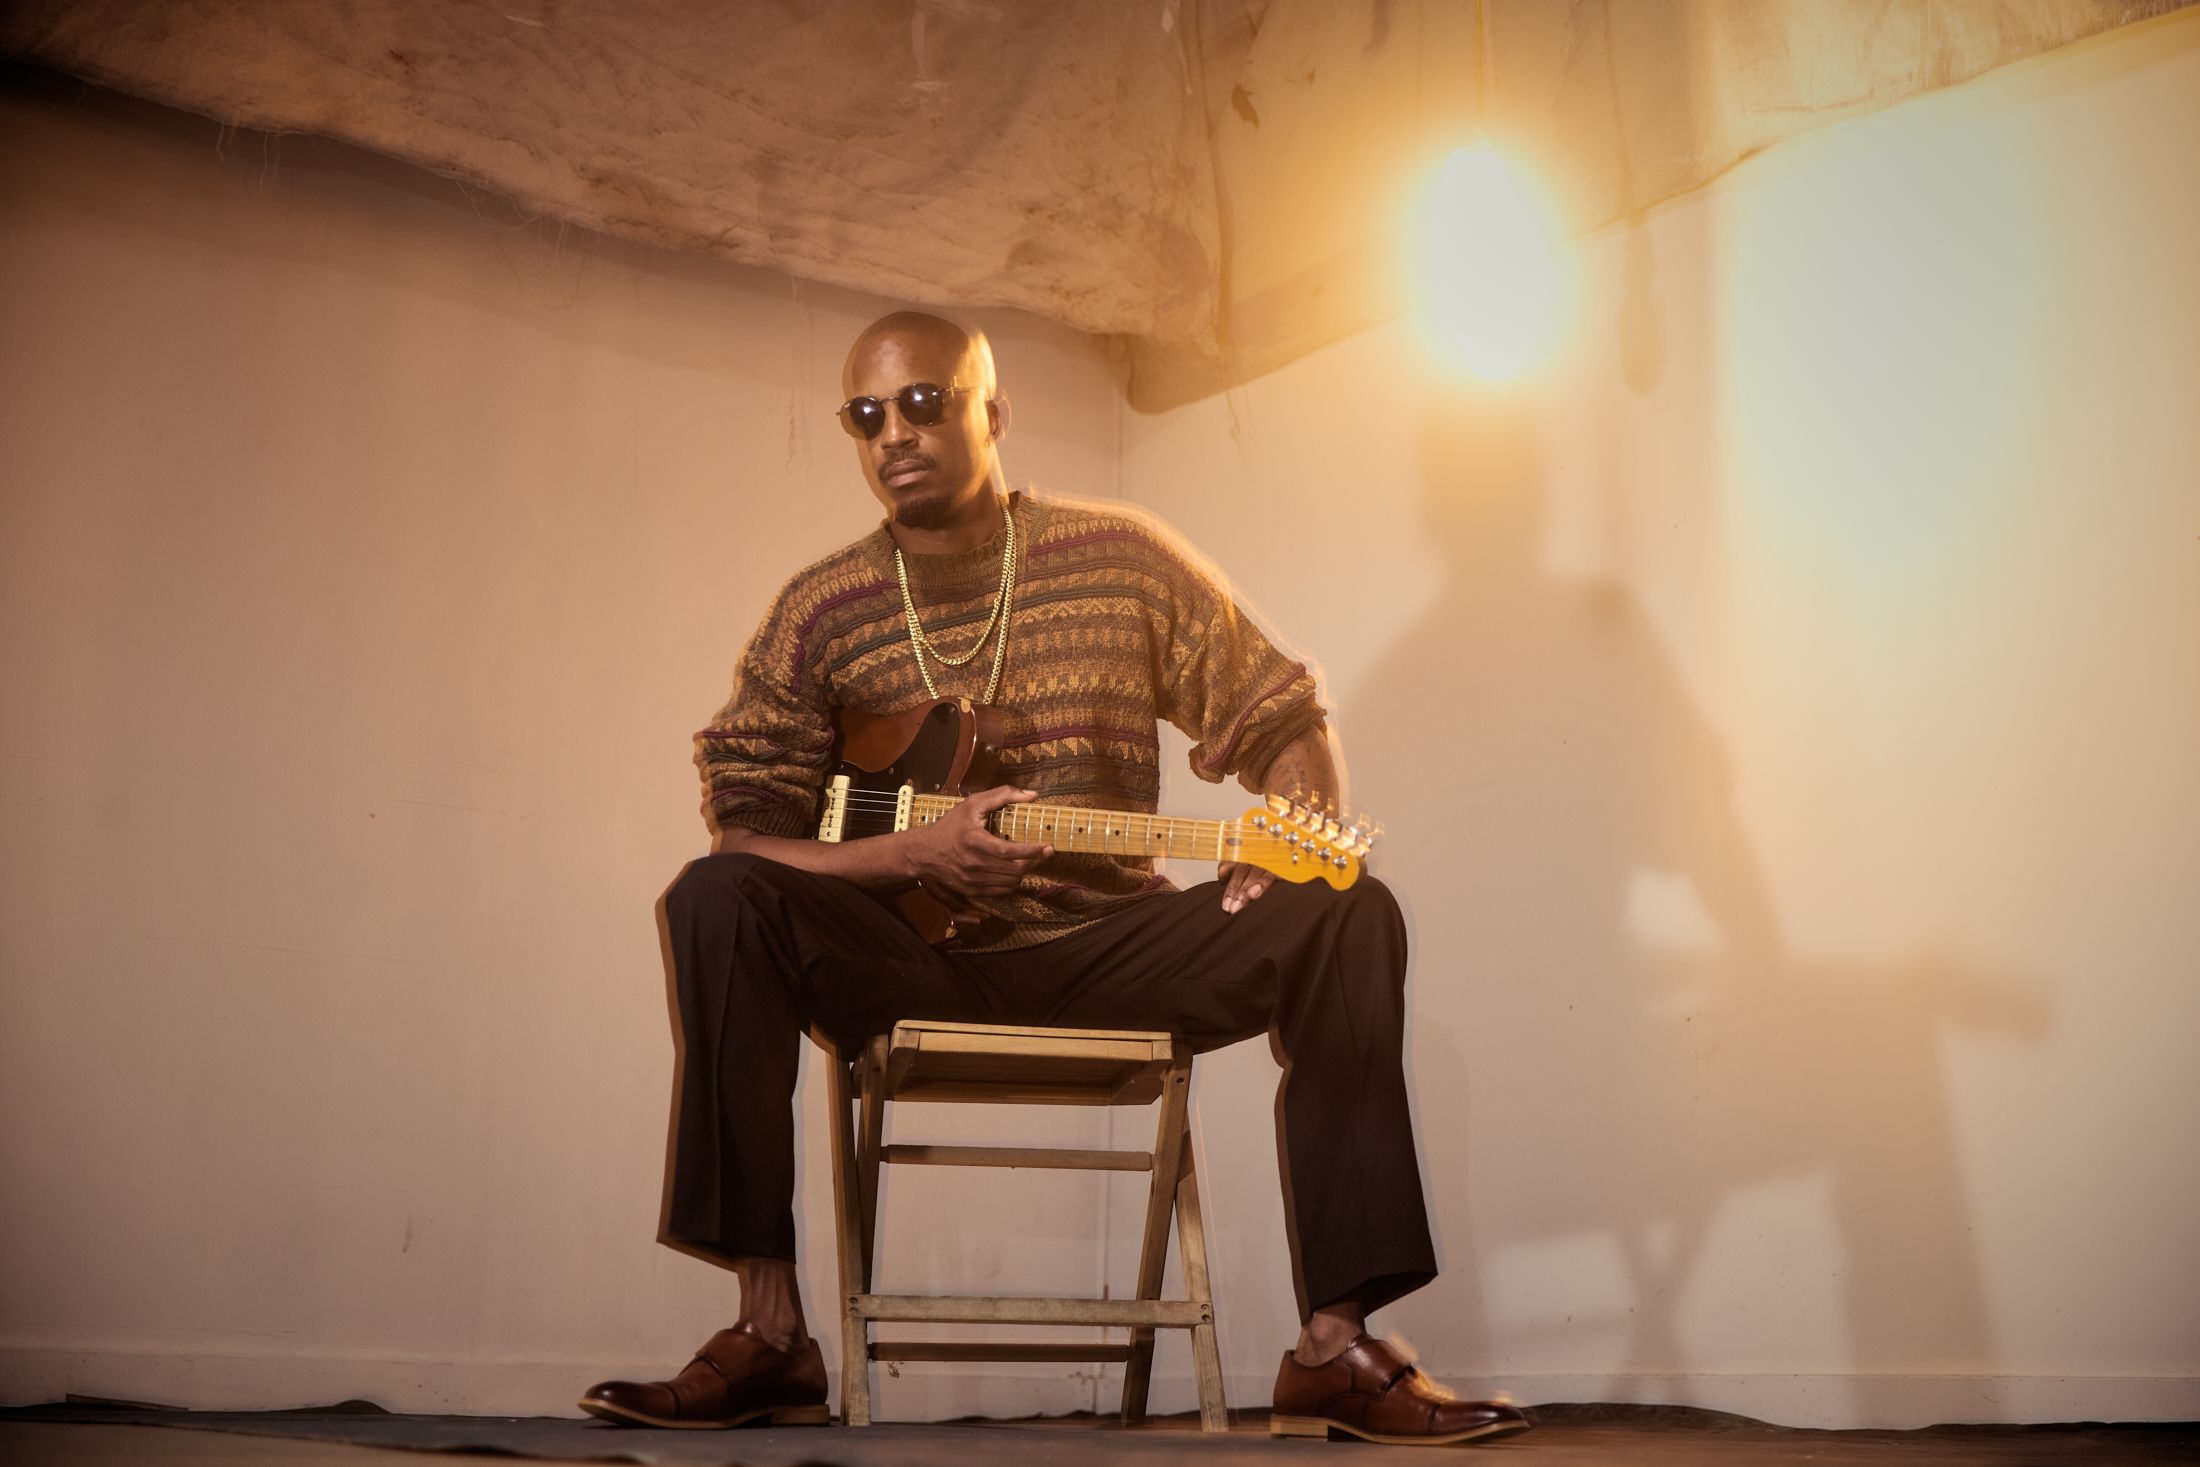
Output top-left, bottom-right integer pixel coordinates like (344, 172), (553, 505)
(708, 822), (919, 893)
(1243, 726), (1341, 810)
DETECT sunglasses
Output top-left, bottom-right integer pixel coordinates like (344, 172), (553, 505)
(838, 381), (973, 440)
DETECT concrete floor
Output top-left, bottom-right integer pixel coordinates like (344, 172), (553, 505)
(4, 1407), (2197, 1466)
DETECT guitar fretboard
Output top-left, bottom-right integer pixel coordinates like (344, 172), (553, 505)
(908, 794), (1234, 862)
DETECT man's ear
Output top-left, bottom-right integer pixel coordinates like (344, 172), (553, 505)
(987, 394), (1013, 443)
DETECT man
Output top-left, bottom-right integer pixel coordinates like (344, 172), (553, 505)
(579, 312), (1529, 1446)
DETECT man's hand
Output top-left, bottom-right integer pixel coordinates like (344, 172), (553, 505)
(707, 785), (1050, 906)
(1216, 861), (1276, 914)
(1220, 725), (1343, 914)
(904, 784), (1053, 915)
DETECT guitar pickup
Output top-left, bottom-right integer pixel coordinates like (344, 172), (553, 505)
(818, 774), (852, 843)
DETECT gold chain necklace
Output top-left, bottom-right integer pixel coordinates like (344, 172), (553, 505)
(895, 496), (1017, 704)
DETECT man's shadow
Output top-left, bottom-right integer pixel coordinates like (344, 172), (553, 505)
(1347, 388), (2046, 1415)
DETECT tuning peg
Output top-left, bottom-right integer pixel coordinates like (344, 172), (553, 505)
(1322, 816), (1342, 840)
(1267, 793), (1290, 816)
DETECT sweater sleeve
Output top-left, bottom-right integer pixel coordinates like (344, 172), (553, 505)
(1151, 535), (1327, 786)
(692, 590), (838, 838)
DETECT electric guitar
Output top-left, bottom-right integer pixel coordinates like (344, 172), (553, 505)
(815, 697), (1376, 944)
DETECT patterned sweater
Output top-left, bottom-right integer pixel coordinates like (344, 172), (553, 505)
(695, 490), (1326, 950)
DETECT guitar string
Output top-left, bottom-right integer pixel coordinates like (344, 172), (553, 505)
(829, 792), (1238, 817)
(832, 793), (1237, 816)
(831, 791), (1244, 828)
(829, 790), (1326, 820)
(826, 791), (1334, 834)
(821, 806), (1353, 866)
(825, 787), (1357, 833)
(828, 790), (1344, 838)
(822, 794), (1353, 858)
(829, 789), (1350, 819)
(826, 792), (1244, 832)
(833, 803), (1245, 840)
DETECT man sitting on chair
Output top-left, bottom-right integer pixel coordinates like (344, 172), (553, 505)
(579, 312), (1529, 1447)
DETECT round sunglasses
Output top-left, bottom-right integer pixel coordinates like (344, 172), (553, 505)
(838, 381), (973, 440)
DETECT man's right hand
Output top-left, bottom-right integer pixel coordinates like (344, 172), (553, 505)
(904, 785), (1053, 914)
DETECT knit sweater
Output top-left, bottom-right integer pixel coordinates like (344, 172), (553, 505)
(694, 490), (1326, 950)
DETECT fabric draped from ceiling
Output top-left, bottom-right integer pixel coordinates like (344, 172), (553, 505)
(4, 0), (2189, 409)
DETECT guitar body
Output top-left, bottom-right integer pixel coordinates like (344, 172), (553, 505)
(826, 698), (1006, 943)
(815, 697), (1372, 946)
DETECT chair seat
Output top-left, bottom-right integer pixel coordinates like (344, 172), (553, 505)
(882, 1019), (1175, 1105)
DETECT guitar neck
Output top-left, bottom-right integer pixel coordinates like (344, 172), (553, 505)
(909, 794), (1232, 862)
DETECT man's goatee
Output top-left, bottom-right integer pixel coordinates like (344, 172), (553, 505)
(893, 492), (959, 530)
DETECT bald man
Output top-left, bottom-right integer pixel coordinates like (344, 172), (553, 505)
(579, 314), (1528, 1446)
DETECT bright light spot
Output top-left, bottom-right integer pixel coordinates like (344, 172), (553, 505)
(1413, 145), (1565, 382)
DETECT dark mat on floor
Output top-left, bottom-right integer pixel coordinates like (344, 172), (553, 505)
(5, 1401), (2197, 1464)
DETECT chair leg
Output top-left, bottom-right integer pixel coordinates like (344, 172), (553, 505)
(826, 1050), (871, 1427)
(857, 1035), (889, 1292)
(1120, 1325), (1156, 1427)
(1119, 1044), (1192, 1427)
(1175, 1134), (1230, 1432)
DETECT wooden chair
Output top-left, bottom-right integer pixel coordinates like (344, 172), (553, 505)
(824, 1019), (1228, 1431)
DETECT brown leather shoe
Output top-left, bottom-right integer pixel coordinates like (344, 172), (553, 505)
(578, 1322), (830, 1429)
(1271, 1334), (1531, 1446)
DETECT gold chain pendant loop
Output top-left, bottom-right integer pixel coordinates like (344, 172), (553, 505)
(896, 496), (1018, 704)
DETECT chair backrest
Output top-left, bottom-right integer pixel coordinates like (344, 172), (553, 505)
(881, 1020), (1177, 1106)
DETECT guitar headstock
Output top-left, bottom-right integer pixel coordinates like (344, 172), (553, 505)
(1229, 795), (1380, 890)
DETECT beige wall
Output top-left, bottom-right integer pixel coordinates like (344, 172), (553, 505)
(3, 10), (2196, 1432)
(0, 82), (1132, 1422)
(1127, 11), (2200, 1428)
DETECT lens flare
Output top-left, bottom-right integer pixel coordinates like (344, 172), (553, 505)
(1413, 145), (1564, 382)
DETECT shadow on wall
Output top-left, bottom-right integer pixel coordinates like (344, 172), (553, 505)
(1348, 389), (2046, 1414)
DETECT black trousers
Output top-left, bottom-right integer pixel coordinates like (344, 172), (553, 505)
(661, 852), (1437, 1317)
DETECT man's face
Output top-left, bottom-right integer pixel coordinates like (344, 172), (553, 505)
(843, 330), (998, 532)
